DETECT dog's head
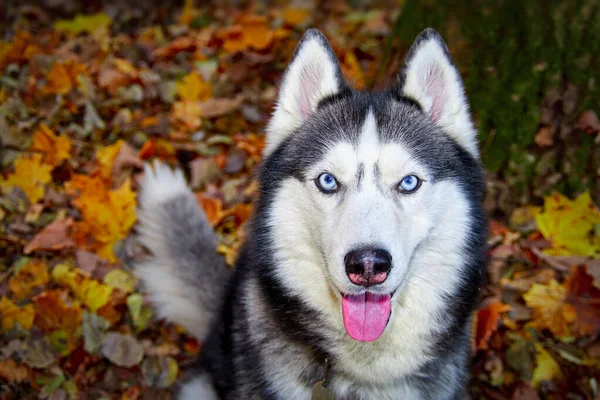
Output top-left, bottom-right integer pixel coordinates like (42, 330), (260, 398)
(257, 29), (485, 343)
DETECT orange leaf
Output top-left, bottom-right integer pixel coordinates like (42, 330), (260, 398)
(0, 31), (41, 69)
(341, 51), (365, 89)
(43, 60), (88, 95)
(173, 100), (203, 131)
(0, 359), (32, 383)
(474, 300), (511, 350)
(8, 259), (49, 300)
(196, 193), (223, 226)
(0, 296), (35, 330)
(282, 7), (310, 26)
(24, 217), (75, 254)
(1, 153), (52, 204)
(34, 289), (82, 332)
(66, 176), (137, 262)
(30, 124), (71, 167)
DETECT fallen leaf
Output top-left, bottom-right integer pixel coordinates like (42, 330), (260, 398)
(127, 293), (153, 331)
(198, 95), (244, 118)
(523, 279), (576, 338)
(101, 332), (144, 368)
(534, 126), (554, 147)
(282, 7), (310, 26)
(54, 12), (112, 35)
(66, 175), (137, 262)
(196, 193), (223, 225)
(96, 140), (124, 182)
(21, 337), (56, 369)
(474, 300), (511, 350)
(30, 124), (71, 167)
(103, 269), (137, 293)
(8, 259), (49, 300)
(141, 356), (179, 388)
(578, 110), (600, 134)
(536, 191), (600, 258)
(177, 71), (212, 102)
(1, 154), (53, 204)
(565, 266), (600, 336)
(24, 217), (75, 254)
(82, 311), (111, 354)
(34, 289), (82, 332)
(43, 60), (88, 95)
(173, 100), (203, 131)
(0, 296), (35, 330)
(0, 359), (31, 383)
(531, 344), (561, 388)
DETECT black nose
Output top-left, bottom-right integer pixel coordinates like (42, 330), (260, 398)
(344, 248), (392, 287)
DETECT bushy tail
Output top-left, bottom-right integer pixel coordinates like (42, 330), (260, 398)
(135, 161), (229, 340)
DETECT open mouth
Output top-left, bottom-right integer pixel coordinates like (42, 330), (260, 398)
(341, 292), (392, 342)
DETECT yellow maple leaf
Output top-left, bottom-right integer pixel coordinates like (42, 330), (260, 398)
(8, 259), (49, 300)
(52, 264), (113, 312)
(0, 296), (35, 330)
(531, 343), (562, 388)
(66, 176), (137, 262)
(536, 191), (600, 258)
(30, 124), (71, 167)
(523, 279), (576, 338)
(43, 60), (88, 95)
(54, 12), (112, 35)
(177, 71), (212, 102)
(95, 140), (123, 182)
(1, 154), (52, 204)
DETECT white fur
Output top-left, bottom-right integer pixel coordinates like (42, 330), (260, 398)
(179, 375), (219, 400)
(135, 162), (208, 339)
(402, 36), (479, 157)
(265, 33), (341, 155)
(269, 111), (472, 390)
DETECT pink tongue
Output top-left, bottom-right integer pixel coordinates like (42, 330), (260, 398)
(342, 293), (391, 342)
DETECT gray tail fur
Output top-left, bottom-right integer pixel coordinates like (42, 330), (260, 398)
(134, 161), (229, 340)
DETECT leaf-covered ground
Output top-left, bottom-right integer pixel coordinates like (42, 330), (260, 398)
(1, 2), (599, 399)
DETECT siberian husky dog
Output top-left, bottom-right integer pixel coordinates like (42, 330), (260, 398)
(135, 28), (487, 399)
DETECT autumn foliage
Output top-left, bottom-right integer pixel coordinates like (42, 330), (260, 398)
(0, 2), (599, 399)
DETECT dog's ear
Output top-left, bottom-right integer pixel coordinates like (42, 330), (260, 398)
(265, 29), (347, 155)
(397, 28), (478, 157)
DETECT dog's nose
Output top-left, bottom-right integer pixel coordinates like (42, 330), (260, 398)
(344, 248), (392, 287)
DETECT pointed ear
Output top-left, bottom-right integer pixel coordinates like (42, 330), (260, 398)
(265, 29), (347, 155)
(398, 28), (478, 157)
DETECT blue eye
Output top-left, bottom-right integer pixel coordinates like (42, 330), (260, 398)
(398, 175), (420, 193)
(316, 173), (339, 193)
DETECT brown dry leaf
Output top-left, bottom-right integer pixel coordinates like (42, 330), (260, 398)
(534, 126), (554, 147)
(152, 36), (197, 59)
(43, 60), (88, 95)
(8, 259), (49, 300)
(24, 217), (75, 254)
(578, 110), (600, 134)
(0, 296), (35, 330)
(1, 154), (53, 204)
(30, 124), (71, 167)
(474, 300), (511, 350)
(565, 266), (600, 336)
(0, 359), (32, 383)
(199, 95), (244, 118)
(66, 175), (137, 262)
(34, 289), (82, 332)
